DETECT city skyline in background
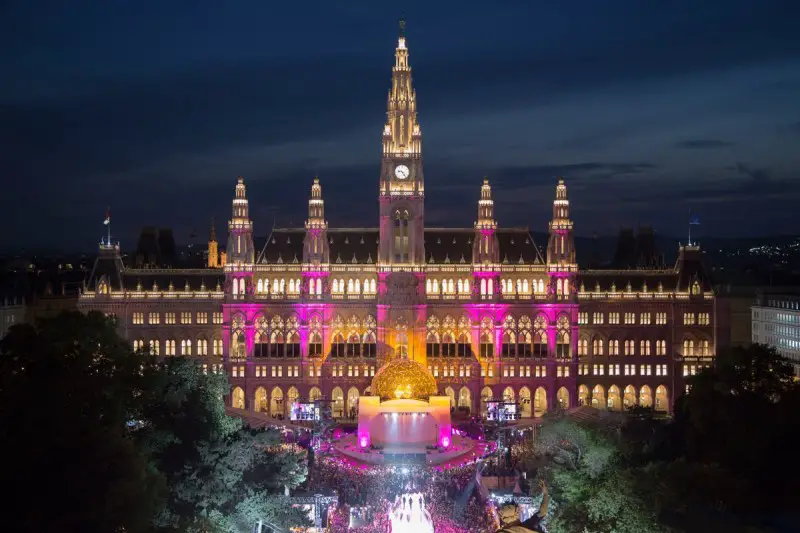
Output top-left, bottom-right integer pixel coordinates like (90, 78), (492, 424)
(2, 0), (799, 251)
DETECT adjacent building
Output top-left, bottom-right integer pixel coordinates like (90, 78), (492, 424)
(78, 24), (716, 418)
(752, 293), (800, 377)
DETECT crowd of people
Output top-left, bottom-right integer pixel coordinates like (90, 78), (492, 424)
(315, 457), (496, 533)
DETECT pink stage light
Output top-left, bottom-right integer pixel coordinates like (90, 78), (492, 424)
(441, 436), (451, 448)
(360, 436), (369, 448)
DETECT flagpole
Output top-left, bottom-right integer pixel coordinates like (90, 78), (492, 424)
(688, 207), (692, 246)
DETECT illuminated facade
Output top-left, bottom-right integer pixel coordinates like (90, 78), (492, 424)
(79, 24), (715, 417)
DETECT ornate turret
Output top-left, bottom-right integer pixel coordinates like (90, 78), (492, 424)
(303, 178), (329, 265)
(226, 177), (255, 264)
(546, 178), (576, 298)
(473, 179), (499, 264)
(226, 177), (254, 300)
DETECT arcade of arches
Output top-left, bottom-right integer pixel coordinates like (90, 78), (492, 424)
(229, 383), (670, 417)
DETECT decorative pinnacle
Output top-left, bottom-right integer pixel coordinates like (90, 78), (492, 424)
(399, 18), (405, 36)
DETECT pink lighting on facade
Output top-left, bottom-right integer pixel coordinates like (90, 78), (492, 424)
(441, 436), (451, 448)
(360, 435), (369, 448)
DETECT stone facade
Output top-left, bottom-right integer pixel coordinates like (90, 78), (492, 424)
(78, 27), (715, 419)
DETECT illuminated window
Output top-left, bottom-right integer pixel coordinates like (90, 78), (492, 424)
(640, 312), (651, 325)
(656, 364), (668, 376)
(197, 312), (208, 324)
(149, 339), (160, 355)
(624, 340), (635, 356)
(656, 340), (666, 356)
(609, 313), (620, 325)
(608, 364), (620, 376)
(213, 339), (223, 356)
(683, 313), (695, 325)
(197, 338), (208, 356)
(132, 312), (144, 325)
(592, 312), (604, 325)
(578, 312), (588, 325)
(656, 313), (667, 325)
(640, 364), (652, 376)
(592, 338), (604, 356)
(148, 312), (160, 325)
(640, 340), (651, 356)
(181, 312), (192, 325)
(181, 339), (192, 356)
(624, 312), (635, 324)
(578, 338), (588, 357)
(165, 312), (176, 325)
(165, 339), (176, 356)
(213, 312), (223, 324)
(609, 339), (619, 356)
(698, 313), (710, 325)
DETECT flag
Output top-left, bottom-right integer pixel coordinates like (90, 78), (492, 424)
(689, 212), (700, 225)
(104, 207), (110, 225)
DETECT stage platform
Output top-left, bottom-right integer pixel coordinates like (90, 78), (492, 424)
(333, 434), (487, 468)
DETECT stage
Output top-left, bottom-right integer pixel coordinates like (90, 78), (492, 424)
(333, 433), (486, 467)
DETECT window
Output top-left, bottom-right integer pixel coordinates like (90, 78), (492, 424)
(656, 364), (668, 376)
(578, 364), (589, 376)
(624, 339), (635, 356)
(609, 312), (620, 325)
(592, 338), (604, 356)
(578, 312), (588, 325)
(197, 338), (208, 356)
(165, 312), (176, 324)
(640, 340), (651, 356)
(624, 312), (635, 324)
(698, 313), (710, 325)
(609, 364), (620, 376)
(149, 339), (160, 355)
(181, 312), (192, 325)
(656, 312), (667, 325)
(133, 312), (144, 325)
(624, 364), (636, 376)
(480, 334), (494, 358)
(535, 366), (547, 377)
(165, 339), (176, 356)
(592, 312), (604, 325)
(148, 312), (160, 325)
(656, 340), (666, 356)
(197, 312), (208, 324)
(640, 312), (651, 325)
(640, 364), (652, 376)
(683, 313), (695, 325)
(393, 210), (409, 262)
(213, 339), (223, 356)
(181, 339), (192, 356)
(578, 338), (588, 357)
(609, 339), (619, 356)
(592, 364), (604, 376)
(213, 312), (224, 325)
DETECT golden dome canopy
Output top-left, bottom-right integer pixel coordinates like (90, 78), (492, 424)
(371, 358), (437, 400)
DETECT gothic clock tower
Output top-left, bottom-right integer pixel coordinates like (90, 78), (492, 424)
(378, 20), (425, 266)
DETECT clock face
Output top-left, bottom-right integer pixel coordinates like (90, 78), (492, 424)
(394, 164), (410, 180)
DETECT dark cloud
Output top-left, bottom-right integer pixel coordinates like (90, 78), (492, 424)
(1, 1), (799, 250)
(675, 139), (735, 149)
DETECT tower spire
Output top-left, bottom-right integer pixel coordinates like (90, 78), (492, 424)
(547, 177), (577, 299)
(382, 20), (421, 157)
(473, 179), (499, 265)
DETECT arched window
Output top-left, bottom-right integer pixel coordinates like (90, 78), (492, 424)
(165, 339), (176, 356)
(181, 338), (192, 356)
(197, 337), (208, 356)
(556, 315), (570, 358)
(285, 331), (300, 357)
(346, 333), (362, 357)
(640, 340), (651, 356)
(332, 333), (346, 357)
(577, 338), (588, 357)
(592, 337), (604, 356)
(683, 339), (695, 356)
(347, 279), (354, 294)
(363, 315), (377, 357)
(609, 339), (620, 356)
(624, 339), (635, 356)
(149, 339), (160, 356)
(257, 279), (263, 293)
(501, 315), (516, 357)
(426, 332), (440, 357)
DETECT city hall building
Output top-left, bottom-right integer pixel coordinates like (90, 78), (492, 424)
(79, 26), (715, 418)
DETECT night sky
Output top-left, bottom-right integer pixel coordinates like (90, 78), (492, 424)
(2, 1), (799, 252)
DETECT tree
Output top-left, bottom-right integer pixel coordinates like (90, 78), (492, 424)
(137, 357), (310, 532)
(0, 311), (165, 533)
(669, 344), (800, 518)
(536, 417), (665, 533)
